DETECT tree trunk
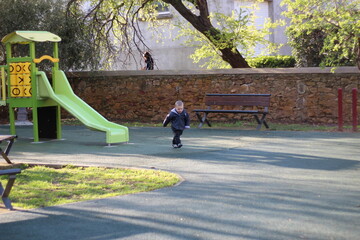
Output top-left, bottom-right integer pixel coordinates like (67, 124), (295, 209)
(164, 0), (250, 68)
(220, 48), (250, 68)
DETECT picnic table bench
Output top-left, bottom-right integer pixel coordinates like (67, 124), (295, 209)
(0, 135), (17, 164)
(193, 94), (271, 130)
(0, 168), (22, 210)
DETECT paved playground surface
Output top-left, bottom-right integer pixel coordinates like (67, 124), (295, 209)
(0, 125), (360, 240)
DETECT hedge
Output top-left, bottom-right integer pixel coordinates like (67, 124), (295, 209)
(247, 56), (296, 68)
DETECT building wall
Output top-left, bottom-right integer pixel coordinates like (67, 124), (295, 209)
(55, 67), (359, 125)
(113, 0), (292, 71)
(271, 0), (292, 55)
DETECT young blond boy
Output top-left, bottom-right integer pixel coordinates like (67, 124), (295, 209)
(163, 100), (190, 148)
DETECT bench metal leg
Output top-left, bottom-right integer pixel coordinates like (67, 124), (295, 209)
(0, 137), (15, 164)
(260, 113), (269, 129)
(263, 119), (269, 129)
(4, 138), (15, 156)
(196, 112), (211, 128)
(254, 114), (269, 130)
(0, 175), (17, 210)
(0, 149), (12, 164)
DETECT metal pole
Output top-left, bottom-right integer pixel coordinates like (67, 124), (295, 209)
(338, 88), (343, 131)
(1, 67), (6, 101)
(352, 88), (358, 132)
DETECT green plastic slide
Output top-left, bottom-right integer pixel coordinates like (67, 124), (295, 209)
(37, 70), (129, 144)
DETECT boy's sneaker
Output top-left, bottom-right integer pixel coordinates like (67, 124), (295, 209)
(177, 144), (183, 148)
(172, 144), (179, 148)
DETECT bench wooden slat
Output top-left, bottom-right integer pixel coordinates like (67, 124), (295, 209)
(0, 169), (22, 176)
(193, 109), (262, 114)
(206, 94), (271, 96)
(205, 95), (270, 107)
(0, 135), (16, 142)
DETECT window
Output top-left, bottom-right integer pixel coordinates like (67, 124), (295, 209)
(155, 2), (172, 19)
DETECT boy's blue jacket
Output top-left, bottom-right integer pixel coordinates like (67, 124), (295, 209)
(163, 108), (190, 130)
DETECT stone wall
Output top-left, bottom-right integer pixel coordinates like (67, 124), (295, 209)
(64, 67), (360, 124)
(1, 67), (359, 125)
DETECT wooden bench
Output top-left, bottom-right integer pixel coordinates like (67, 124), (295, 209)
(0, 168), (22, 210)
(193, 94), (271, 130)
(0, 135), (17, 164)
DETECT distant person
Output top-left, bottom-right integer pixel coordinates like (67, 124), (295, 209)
(143, 51), (154, 70)
(163, 100), (190, 148)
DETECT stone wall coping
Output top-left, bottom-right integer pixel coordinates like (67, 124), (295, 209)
(66, 67), (359, 78)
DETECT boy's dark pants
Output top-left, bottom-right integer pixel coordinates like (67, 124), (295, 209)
(172, 128), (183, 145)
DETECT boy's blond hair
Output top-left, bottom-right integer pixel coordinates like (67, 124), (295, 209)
(175, 100), (184, 107)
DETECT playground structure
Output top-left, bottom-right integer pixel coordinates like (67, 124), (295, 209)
(0, 31), (129, 144)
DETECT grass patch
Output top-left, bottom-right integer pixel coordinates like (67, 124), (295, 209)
(268, 123), (338, 131)
(61, 118), (83, 125)
(1, 165), (180, 209)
